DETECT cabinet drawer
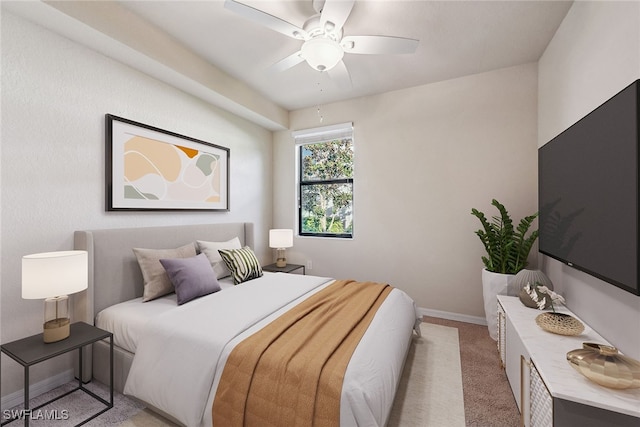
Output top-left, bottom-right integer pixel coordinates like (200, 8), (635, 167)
(498, 300), (506, 368)
(530, 361), (553, 427)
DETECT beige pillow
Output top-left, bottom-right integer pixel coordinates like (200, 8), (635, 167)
(197, 237), (241, 279)
(133, 243), (197, 302)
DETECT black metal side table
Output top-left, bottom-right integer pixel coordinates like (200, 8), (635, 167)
(1, 322), (113, 427)
(262, 263), (306, 275)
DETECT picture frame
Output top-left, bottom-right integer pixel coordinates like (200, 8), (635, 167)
(106, 114), (230, 211)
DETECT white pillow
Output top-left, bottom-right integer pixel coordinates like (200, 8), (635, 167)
(197, 237), (241, 279)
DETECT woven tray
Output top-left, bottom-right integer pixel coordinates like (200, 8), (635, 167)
(535, 312), (584, 336)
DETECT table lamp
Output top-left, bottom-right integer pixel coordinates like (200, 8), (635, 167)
(22, 250), (88, 343)
(269, 229), (293, 268)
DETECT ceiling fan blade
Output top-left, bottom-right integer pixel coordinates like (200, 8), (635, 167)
(271, 51), (305, 72)
(224, 0), (308, 40)
(327, 60), (352, 88)
(341, 35), (419, 55)
(320, 0), (355, 33)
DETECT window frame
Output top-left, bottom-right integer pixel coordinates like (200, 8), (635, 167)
(293, 123), (354, 239)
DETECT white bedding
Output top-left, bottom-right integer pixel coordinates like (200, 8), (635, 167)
(95, 277), (235, 353)
(107, 273), (419, 427)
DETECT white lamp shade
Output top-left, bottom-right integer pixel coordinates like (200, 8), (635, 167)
(269, 229), (293, 249)
(22, 250), (88, 299)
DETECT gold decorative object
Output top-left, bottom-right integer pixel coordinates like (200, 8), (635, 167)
(535, 312), (584, 336)
(567, 342), (640, 389)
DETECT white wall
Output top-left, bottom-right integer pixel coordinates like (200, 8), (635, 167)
(274, 63), (539, 323)
(1, 12), (273, 399)
(538, 1), (640, 358)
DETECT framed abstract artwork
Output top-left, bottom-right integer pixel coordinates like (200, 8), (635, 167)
(106, 114), (230, 211)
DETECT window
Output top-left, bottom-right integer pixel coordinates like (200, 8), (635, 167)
(293, 123), (354, 238)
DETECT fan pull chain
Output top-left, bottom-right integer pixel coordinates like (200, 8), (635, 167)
(316, 79), (324, 123)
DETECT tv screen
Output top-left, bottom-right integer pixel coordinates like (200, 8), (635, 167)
(538, 80), (639, 296)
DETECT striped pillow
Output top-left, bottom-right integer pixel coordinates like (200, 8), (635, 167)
(218, 246), (263, 285)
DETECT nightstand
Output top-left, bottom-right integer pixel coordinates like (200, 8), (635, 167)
(262, 263), (306, 275)
(1, 322), (113, 427)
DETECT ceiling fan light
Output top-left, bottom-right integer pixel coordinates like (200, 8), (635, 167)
(300, 37), (344, 71)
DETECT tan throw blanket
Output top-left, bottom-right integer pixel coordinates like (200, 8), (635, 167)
(212, 279), (392, 427)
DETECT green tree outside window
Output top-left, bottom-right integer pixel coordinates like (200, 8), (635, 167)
(299, 138), (353, 237)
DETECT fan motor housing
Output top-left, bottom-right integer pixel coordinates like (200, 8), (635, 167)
(303, 14), (342, 41)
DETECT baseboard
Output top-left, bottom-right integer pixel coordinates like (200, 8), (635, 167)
(418, 307), (487, 326)
(1, 369), (74, 410)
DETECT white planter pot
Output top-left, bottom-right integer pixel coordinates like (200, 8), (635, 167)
(482, 268), (515, 340)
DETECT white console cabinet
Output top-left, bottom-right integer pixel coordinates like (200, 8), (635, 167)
(497, 296), (640, 427)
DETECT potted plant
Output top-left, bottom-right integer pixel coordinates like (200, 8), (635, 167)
(471, 199), (538, 340)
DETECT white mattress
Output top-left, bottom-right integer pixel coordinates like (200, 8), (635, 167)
(95, 276), (235, 353)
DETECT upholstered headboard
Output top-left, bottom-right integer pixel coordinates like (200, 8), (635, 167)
(73, 222), (254, 324)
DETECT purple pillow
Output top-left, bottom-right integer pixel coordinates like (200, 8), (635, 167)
(159, 253), (221, 305)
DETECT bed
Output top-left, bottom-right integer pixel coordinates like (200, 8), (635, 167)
(73, 222), (420, 427)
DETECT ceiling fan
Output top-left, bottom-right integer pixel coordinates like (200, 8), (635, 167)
(224, 0), (419, 81)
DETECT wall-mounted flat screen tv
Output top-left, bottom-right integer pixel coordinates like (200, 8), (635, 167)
(538, 79), (639, 296)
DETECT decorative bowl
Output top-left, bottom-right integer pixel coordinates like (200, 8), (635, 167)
(535, 312), (584, 336)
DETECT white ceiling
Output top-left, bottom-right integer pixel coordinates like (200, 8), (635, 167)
(4, 0), (573, 129)
(118, 0), (572, 110)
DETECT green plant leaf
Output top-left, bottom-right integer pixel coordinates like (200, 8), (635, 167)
(471, 200), (538, 274)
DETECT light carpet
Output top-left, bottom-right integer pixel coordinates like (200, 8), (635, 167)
(5, 323), (465, 427)
(1, 381), (143, 427)
(387, 323), (466, 427)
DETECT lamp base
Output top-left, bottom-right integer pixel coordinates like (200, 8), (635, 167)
(276, 248), (287, 267)
(43, 318), (70, 343)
